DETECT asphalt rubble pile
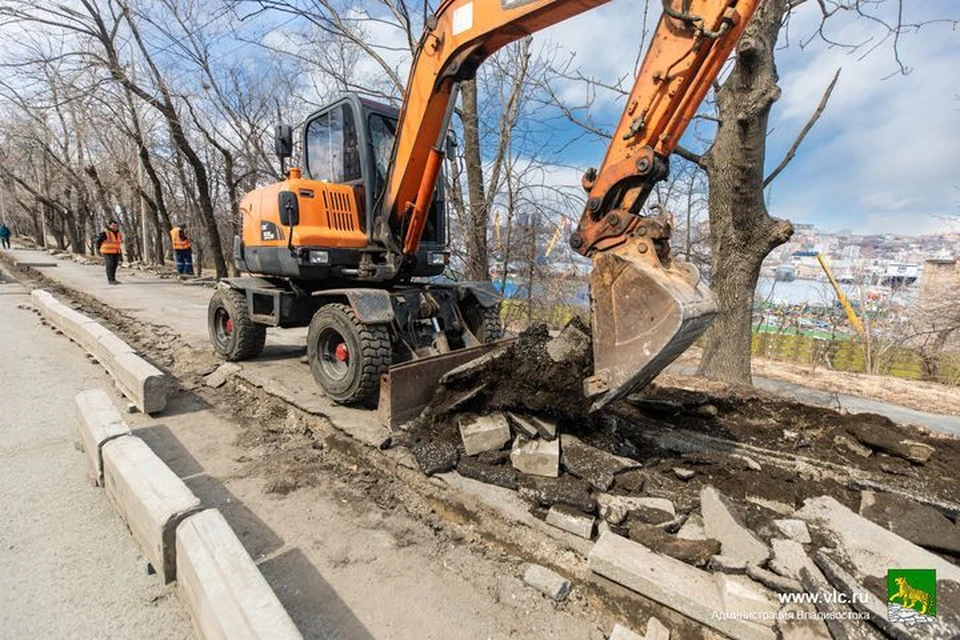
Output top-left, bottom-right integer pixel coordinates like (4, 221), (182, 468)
(402, 319), (960, 640)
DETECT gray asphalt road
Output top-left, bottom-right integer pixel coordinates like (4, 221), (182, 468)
(0, 271), (193, 639)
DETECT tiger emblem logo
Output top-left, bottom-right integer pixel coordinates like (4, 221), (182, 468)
(890, 576), (931, 615)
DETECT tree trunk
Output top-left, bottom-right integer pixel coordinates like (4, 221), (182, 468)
(460, 79), (490, 282)
(697, 0), (794, 384)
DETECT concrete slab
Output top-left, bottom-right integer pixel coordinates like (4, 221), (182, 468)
(545, 504), (595, 539)
(700, 485), (770, 566)
(773, 519), (811, 544)
(176, 509), (303, 640)
(644, 617), (670, 640)
(608, 623), (643, 640)
(523, 564), (571, 602)
(714, 573), (779, 617)
(458, 413), (511, 456)
(676, 513), (707, 541)
(205, 362), (241, 388)
(102, 435), (201, 582)
(588, 532), (775, 640)
(545, 321), (590, 363)
(511, 436), (560, 478)
(795, 496), (960, 582)
(768, 538), (809, 581)
(109, 352), (168, 414)
(75, 389), (130, 485)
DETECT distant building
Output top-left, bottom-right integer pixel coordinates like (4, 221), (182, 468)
(841, 244), (861, 260)
(919, 258), (960, 303)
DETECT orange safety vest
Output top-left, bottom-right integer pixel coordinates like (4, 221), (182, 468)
(101, 229), (122, 255)
(170, 226), (191, 250)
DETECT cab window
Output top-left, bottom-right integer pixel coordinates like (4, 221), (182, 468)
(368, 113), (396, 197)
(306, 104), (361, 183)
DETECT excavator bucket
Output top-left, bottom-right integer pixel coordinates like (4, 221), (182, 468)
(585, 236), (717, 412)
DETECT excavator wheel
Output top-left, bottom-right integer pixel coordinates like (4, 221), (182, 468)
(307, 303), (392, 406)
(462, 303), (504, 344)
(208, 288), (266, 361)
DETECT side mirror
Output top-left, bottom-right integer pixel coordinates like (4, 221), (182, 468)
(278, 191), (299, 227)
(275, 124), (293, 160)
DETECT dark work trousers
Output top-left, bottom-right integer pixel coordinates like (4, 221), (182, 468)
(104, 253), (121, 283)
(175, 248), (194, 275)
(1, 237), (9, 249)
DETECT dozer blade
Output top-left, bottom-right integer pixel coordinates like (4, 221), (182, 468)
(585, 236), (717, 412)
(378, 340), (513, 429)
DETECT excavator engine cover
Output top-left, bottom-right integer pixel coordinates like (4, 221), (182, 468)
(585, 235), (717, 411)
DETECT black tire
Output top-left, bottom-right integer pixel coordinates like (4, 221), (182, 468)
(208, 288), (266, 361)
(307, 303), (391, 406)
(463, 302), (504, 344)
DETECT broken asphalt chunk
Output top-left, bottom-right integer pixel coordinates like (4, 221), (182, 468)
(412, 439), (459, 476)
(455, 456), (518, 490)
(561, 433), (641, 491)
(518, 475), (596, 514)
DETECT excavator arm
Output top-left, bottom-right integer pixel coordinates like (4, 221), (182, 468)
(383, 0), (763, 408)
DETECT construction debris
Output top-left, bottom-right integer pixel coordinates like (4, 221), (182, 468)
(560, 433), (641, 491)
(545, 504), (595, 539)
(458, 413), (511, 456)
(672, 467), (695, 481)
(204, 362), (241, 388)
(522, 564), (571, 602)
(858, 490), (960, 554)
(399, 320), (960, 636)
(772, 518), (811, 544)
(847, 423), (935, 464)
(700, 486), (770, 566)
(643, 617), (670, 640)
(796, 496), (960, 583)
(589, 531), (776, 640)
(510, 436), (560, 478)
(608, 623), (644, 640)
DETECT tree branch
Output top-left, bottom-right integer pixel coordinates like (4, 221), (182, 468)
(763, 67), (840, 188)
(674, 144), (705, 169)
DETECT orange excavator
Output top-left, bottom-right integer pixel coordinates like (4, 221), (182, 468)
(209, 0), (762, 417)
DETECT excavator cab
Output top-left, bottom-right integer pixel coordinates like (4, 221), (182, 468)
(236, 95), (449, 283)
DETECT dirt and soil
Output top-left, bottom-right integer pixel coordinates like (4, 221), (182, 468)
(409, 319), (960, 569)
(676, 346), (960, 417)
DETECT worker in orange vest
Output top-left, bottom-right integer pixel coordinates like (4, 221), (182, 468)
(170, 222), (194, 276)
(95, 219), (123, 285)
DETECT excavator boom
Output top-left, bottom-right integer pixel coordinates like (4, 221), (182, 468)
(381, 0), (763, 408)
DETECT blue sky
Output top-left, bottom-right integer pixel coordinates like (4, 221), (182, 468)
(516, 0), (960, 236)
(116, 0), (958, 238)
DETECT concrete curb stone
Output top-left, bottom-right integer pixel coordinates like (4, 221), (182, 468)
(176, 509), (304, 640)
(102, 435), (201, 583)
(75, 389), (131, 485)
